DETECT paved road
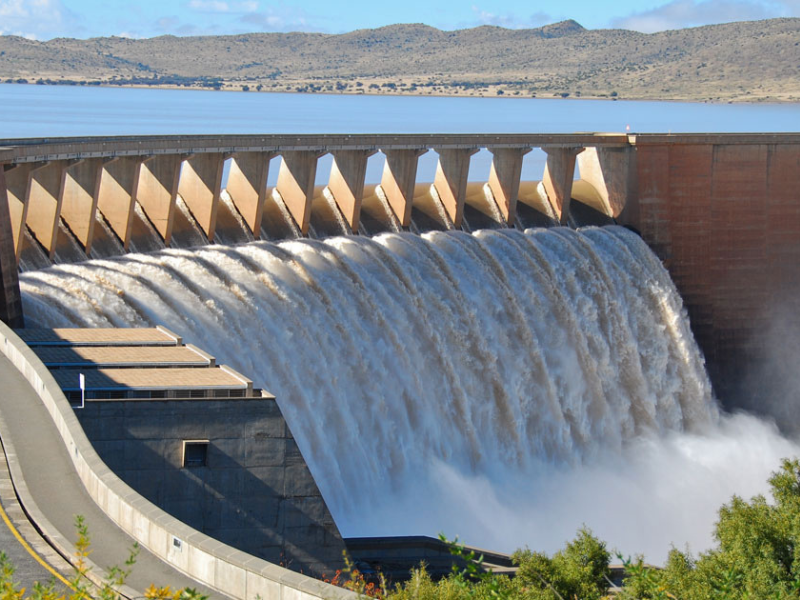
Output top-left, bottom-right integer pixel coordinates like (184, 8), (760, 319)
(0, 440), (73, 595)
(0, 353), (229, 599)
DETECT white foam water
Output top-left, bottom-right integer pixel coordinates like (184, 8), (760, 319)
(18, 226), (798, 562)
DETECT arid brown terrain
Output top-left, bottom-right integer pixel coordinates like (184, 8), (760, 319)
(1, 18), (798, 102)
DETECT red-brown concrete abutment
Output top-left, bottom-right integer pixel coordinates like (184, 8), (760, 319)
(620, 134), (800, 417)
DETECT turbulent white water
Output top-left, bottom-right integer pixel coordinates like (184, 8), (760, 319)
(18, 226), (800, 561)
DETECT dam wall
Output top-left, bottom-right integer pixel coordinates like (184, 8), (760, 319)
(3, 133), (800, 409)
(619, 134), (800, 412)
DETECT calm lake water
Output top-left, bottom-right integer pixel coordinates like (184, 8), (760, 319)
(3, 83), (800, 183)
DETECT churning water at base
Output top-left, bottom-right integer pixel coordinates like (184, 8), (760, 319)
(18, 226), (800, 561)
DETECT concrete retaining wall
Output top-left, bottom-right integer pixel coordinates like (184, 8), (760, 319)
(77, 398), (346, 576)
(0, 319), (355, 600)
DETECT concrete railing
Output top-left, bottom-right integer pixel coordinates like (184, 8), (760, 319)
(0, 319), (355, 600)
(0, 133), (639, 264)
(6, 132), (798, 263)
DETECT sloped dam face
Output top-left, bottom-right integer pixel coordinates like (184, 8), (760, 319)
(17, 226), (799, 561)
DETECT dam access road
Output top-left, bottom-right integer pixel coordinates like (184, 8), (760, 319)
(0, 351), (227, 599)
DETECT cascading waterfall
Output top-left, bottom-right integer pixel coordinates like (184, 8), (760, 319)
(18, 226), (797, 560)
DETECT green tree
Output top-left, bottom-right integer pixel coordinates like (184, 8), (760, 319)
(619, 458), (800, 599)
(513, 527), (611, 600)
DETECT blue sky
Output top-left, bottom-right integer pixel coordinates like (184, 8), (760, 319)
(1, 0), (799, 40)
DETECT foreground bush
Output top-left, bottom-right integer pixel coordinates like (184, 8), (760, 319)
(617, 457), (800, 599)
(0, 515), (206, 600)
(373, 458), (800, 600)
(8, 459), (800, 599)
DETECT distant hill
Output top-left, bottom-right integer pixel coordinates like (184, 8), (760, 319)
(1, 18), (799, 102)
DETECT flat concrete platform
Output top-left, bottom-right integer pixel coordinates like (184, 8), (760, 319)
(0, 352), (230, 599)
(17, 328), (181, 347)
(33, 345), (214, 369)
(52, 367), (251, 392)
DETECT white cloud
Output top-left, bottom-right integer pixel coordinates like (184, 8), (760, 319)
(470, 5), (552, 29)
(0, 28), (38, 39)
(0, 0), (26, 17)
(156, 16), (181, 31)
(770, 0), (800, 13)
(188, 0), (229, 12)
(146, 3), (316, 36)
(613, 0), (800, 33)
(187, 0), (259, 13)
(238, 6), (321, 32)
(0, 0), (78, 39)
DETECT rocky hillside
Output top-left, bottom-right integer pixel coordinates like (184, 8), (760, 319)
(1, 18), (798, 101)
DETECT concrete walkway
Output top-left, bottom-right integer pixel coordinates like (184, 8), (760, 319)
(0, 353), (229, 599)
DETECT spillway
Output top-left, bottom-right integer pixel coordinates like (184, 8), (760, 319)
(18, 225), (726, 555)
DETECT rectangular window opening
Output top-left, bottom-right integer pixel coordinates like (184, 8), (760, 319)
(182, 440), (209, 468)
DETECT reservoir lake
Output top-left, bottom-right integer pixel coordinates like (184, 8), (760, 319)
(3, 83), (800, 185)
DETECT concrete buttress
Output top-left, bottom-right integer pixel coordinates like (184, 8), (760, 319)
(327, 150), (375, 233)
(577, 147), (635, 218)
(542, 147), (584, 225)
(433, 148), (478, 228)
(177, 153), (224, 241)
(137, 155), (182, 245)
(380, 149), (428, 227)
(0, 167), (23, 327)
(60, 158), (104, 253)
(3, 163), (35, 262)
(26, 160), (67, 258)
(275, 151), (324, 234)
(487, 148), (530, 223)
(97, 157), (141, 250)
(226, 152), (273, 239)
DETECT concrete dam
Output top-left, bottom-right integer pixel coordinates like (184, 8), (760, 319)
(1, 133), (799, 592)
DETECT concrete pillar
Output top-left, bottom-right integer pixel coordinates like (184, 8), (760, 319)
(577, 147), (635, 218)
(275, 151), (324, 234)
(3, 163), (35, 262)
(137, 154), (182, 245)
(226, 152), (273, 239)
(60, 158), (103, 253)
(97, 157), (141, 250)
(327, 149), (375, 233)
(178, 153), (224, 241)
(433, 148), (478, 228)
(487, 147), (531, 223)
(0, 167), (23, 327)
(26, 160), (67, 258)
(380, 149), (428, 227)
(542, 147), (584, 225)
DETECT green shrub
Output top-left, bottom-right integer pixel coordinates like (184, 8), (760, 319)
(0, 516), (207, 600)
